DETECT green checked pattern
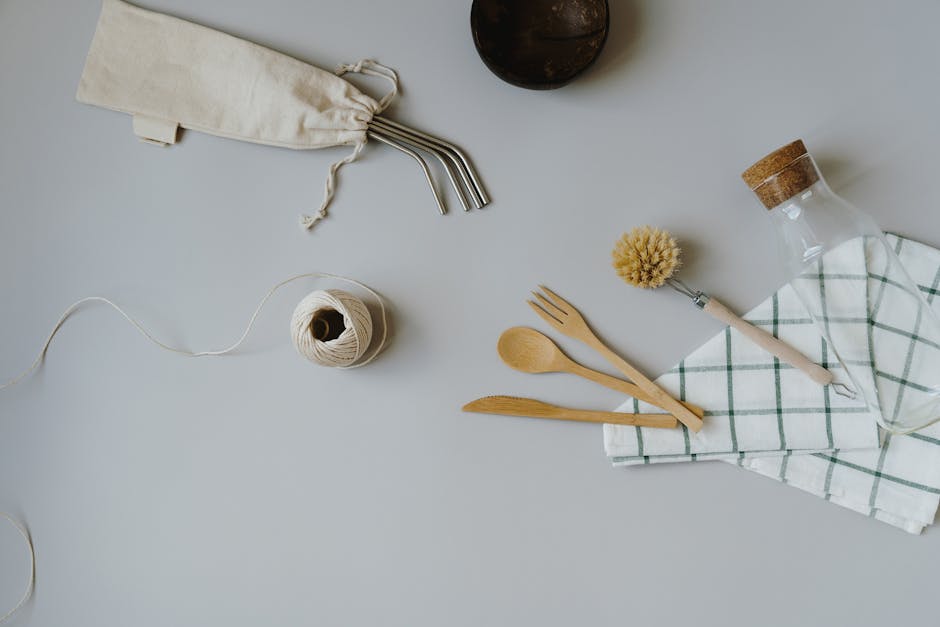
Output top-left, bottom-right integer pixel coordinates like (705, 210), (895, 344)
(739, 235), (940, 533)
(604, 234), (940, 533)
(790, 235), (940, 433)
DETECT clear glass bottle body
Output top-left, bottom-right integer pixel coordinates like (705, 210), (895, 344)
(761, 154), (940, 433)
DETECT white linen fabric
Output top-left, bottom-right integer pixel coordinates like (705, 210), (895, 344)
(76, 0), (397, 228)
(605, 234), (940, 533)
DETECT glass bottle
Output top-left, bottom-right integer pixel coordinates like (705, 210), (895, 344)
(743, 140), (940, 434)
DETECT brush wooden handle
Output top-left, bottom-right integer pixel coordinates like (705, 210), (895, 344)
(583, 336), (705, 432)
(702, 298), (833, 385)
(567, 362), (705, 418)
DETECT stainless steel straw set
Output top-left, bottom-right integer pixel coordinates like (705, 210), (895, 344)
(368, 116), (490, 215)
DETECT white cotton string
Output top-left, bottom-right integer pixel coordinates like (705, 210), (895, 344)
(0, 273), (388, 391)
(0, 513), (34, 625)
(299, 60), (401, 231)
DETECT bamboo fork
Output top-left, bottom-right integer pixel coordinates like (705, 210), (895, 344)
(528, 286), (705, 432)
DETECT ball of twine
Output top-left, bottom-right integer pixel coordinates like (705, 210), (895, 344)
(290, 289), (374, 368)
(1, 273), (389, 393)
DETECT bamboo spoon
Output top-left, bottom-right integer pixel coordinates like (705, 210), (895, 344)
(528, 286), (704, 432)
(462, 396), (678, 428)
(497, 326), (705, 418)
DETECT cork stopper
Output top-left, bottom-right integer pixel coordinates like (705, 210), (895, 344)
(742, 139), (820, 209)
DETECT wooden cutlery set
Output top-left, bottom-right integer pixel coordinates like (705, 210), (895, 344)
(462, 286), (705, 431)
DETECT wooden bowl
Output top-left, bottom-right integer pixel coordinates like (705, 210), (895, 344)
(471, 0), (610, 90)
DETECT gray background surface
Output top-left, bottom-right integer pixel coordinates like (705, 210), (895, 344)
(2, 1), (940, 625)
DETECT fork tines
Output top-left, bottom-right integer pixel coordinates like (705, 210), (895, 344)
(528, 285), (577, 333)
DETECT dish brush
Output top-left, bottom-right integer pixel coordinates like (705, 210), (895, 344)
(612, 226), (852, 396)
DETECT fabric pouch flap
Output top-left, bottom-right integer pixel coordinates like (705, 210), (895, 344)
(132, 115), (179, 146)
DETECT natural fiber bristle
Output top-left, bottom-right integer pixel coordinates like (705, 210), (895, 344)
(611, 226), (681, 289)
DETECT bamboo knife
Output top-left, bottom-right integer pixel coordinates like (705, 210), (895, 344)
(462, 396), (678, 428)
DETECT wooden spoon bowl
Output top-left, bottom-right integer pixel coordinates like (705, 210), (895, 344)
(496, 326), (706, 418)
(471, 0), (610, 90)
(497, 326), (568, 373)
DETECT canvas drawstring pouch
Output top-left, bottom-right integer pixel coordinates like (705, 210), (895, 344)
(77, 0), (399, 230)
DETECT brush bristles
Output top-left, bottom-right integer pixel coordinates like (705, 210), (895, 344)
(611, 226), (681, 289)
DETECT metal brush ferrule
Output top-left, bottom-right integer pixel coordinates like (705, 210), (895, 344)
(667, 278), (710, 309)
(691, 292), (710, 309)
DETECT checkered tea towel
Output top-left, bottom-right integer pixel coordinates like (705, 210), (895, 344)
(735, 425), (940, 534)
(604, 238), (884, 465)
(606, 234), (940, 533)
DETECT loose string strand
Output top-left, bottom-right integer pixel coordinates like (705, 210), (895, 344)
(0, 273), (388, 390)
(0, 513), (34, 625)
(301, 60), (401, 231)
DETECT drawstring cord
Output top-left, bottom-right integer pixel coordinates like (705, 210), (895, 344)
(335, 59), (399, 114)
(300, 59), (400, 231)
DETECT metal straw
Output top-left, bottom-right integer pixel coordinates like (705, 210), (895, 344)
(375, 115), (490, 207)
(367, 116), (489, 216)
(367, 131), (446, 215)
(371, 118), (483, 209)
(370, 122), (472, 211)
